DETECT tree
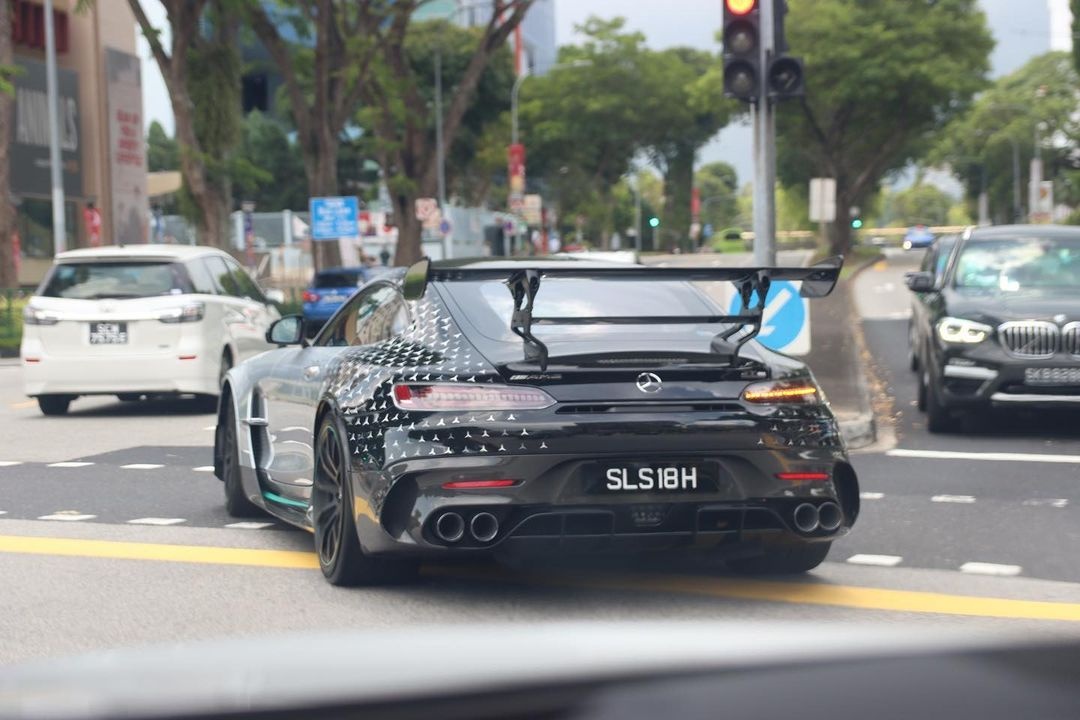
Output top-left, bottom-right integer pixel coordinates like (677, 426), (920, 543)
(146, 121), (179, 172)
(520, 19), (659, 247)
(0, 0), (15, 286)
(361, 1), (531, 265)
(881, 183), (955, 227)
(643, 48), (736, 250)
(776, 0), (993, 255)
(933, 52), (1080, 224)
(695, 162), (739, 233)
(128, 0), (243, 248)
(233, 111), (308, 212)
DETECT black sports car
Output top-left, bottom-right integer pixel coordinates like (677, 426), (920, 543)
(906, 225), (1080, 433)
(214, 257), (858, 585)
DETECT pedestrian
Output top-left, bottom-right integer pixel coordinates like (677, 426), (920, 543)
(380, 246), (391, 266)
(83, 200), (103, 247)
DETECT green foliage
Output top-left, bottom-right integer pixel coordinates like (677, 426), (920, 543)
(933, 52), (1079, 224)
(147, 121), (179, 172)
(880, 183), (956, 227)
(232, 111), (306, 211)
(695, 162), (739, 231)
(776, 0), (993, 253)
(0, 63), (22, 96)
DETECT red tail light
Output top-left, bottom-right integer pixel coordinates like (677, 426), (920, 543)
(776, 472), (830, 481)
(302, 290), (320, 303)
(391, 384), (556, 411)
(442, 479), (519, 490)
(742, 379), (821, 405)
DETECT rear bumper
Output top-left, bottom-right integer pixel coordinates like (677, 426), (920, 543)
(21, 340), (219, 397)
(350, 451), (859, 557)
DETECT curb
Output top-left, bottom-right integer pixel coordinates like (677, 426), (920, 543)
(834, 251), (885, 450)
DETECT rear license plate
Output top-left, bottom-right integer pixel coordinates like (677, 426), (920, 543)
(1025, 367), (1080, 386)
(321, 294), (347, 303)
(594, 463), (715, 493)
(89, 321), (128, 345)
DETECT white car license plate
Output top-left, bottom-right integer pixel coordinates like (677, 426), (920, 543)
(89, 321), (128, 345)
(321, 294), (347, 303)
(601, 464), (705, 492)
(1025, 367), (1080, 386)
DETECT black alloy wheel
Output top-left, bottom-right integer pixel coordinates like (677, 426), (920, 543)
(222, 400), (261, 517)
(312, 413), (417, 587)
(925, 374), (959, 434)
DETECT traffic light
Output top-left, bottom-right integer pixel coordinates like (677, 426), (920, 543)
(851, 218), (864, 230)
(768, 1), (804, 100)
(722, 0), (760, 102)
(649, 217), (661, 228)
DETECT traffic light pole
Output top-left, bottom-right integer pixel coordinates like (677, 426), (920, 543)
(752, 0), (777, 267)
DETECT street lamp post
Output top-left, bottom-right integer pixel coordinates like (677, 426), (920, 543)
(43, 0), (66, 254)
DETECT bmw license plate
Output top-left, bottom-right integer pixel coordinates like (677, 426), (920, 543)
(89, 321), (128, 345)
(1025, 367), (1080, 386)
(596, 463), (714, 493)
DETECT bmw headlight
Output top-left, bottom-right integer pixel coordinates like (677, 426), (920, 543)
(936, 317), (991, 344)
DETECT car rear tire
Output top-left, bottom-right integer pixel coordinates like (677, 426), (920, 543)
(312, 413), (418, 587)
(221, 399), (262, 518)
(727, 542), (832, 575)
(37, 395), (73, 416)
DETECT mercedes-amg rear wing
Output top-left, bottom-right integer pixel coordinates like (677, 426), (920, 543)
(403, 257), (844, 370)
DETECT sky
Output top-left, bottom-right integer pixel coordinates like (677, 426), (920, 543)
(138, 0), (1068, 187)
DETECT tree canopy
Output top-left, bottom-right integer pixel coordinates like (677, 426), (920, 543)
(776, 0), (993, 253)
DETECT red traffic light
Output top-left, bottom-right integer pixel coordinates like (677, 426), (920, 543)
(726, 0), (756, 15)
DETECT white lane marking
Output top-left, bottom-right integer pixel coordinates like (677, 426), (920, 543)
(225, 521), (274, 530)
(0, 511), (7, 516)
(0, 461), (23, 467)
(1022, 498), (1069, 508)
(859, 492), (885, 500)
(127, 517), (186, 526)
(47, 462), (93, 468)
(960, 562), (1022, 577)
(38, 513), (96, 521)
(758, 288), (794, 338)
(192, 466), (215, 472)
(204, 425), (216, 431)
(888, 448), (1080, 464)
(846, 554), (903, 567)
(280, 426), (308, 433)
(932, 495), (976, 504)
(121, 464), (164, 470)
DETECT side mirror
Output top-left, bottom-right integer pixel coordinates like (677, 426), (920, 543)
(402, 258), (431, 301)
(266, 315), (304, 346)
(264, 288), (286, 305)
(905, 272), (935, 293)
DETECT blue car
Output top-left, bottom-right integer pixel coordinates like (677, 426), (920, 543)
(902, 225), (935, 250)
(302, 267), (385, 334)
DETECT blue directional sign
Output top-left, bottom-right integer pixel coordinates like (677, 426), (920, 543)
(728, 279), (809, 354)
(309, 196), (359, 240)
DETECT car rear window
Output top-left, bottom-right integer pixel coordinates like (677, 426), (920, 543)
(40, 261), (194, 299)
(954, 235), (1080, 291)
(443, 279), (718, 342)
(314, 271), (364, 288)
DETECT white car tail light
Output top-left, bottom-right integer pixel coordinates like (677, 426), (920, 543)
(158, 302), (206, 323)
(742, 379), (822, 405)
(391, 383), (556, 411)
(23, 306), (60, 326)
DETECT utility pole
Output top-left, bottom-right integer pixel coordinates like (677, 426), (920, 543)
(43, 0), (66, 254)
(753, 0), (777, 266)
(434, 48), (448, 260)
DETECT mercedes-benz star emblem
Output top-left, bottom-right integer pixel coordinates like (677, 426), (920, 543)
(636, 372), (662, 394)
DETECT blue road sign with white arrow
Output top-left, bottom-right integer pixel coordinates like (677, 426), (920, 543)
(728, 279), (810, 354)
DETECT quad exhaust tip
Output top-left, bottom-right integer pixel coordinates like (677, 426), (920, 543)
(434, 512), (465, 543)
(818, 502), (843, 532)
(792, 503), (820, 533)
(470, 512), (500, 543)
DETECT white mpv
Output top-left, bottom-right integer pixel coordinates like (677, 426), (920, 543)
(21, 245), (282, 415)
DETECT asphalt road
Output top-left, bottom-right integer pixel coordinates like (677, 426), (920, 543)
(5, 252), (1080, 669)
(849, 249), (1080, 581)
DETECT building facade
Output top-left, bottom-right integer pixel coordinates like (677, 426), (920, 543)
(9, 0), (144, 284)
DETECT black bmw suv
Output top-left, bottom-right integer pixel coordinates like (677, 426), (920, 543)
(906, 225), (1080, 433)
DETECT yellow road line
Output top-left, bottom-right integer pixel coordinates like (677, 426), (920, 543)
(0, 535), (319, 569)
(422, 566), (1080, 623)
(9, 400), (37, 410)
(5, 534), (1080, 622)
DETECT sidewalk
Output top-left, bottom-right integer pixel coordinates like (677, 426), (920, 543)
(806, 277), (876, 449)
